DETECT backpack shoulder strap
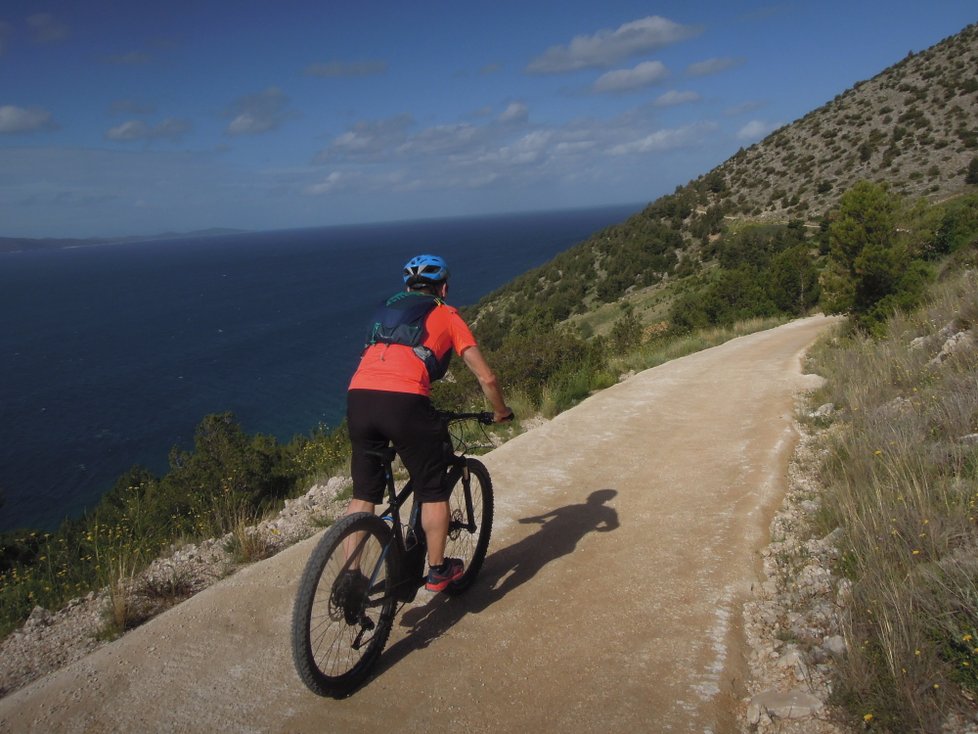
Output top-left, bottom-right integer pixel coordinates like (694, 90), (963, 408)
(366, 292), (441, 347)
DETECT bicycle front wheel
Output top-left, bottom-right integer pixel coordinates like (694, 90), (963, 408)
(290, 512), (396, 697)
(443, 457), (493, 595)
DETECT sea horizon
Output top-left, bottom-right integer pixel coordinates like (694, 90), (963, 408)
(1, 201), (648, 253)
(1, 202), (641, 532)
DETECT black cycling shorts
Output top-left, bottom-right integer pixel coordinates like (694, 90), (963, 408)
(347, 389), (450, 505)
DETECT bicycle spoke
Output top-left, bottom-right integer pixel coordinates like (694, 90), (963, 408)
(442, 458), (493, 595)
(291, 514), (397, 696)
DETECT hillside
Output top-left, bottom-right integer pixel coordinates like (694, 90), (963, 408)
(717, 23), (978, 220)
(468, 22), (978, 341)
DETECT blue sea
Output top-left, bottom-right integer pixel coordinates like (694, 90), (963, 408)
(0, 204), (639, 532)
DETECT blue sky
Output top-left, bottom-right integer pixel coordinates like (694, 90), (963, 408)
(1, 1), (975, 238)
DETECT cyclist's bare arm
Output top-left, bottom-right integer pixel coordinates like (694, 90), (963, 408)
(461, 345), (512, 422)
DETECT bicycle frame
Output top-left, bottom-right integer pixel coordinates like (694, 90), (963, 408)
(367, 425), (480, 603)
(291, 410), (500, 696)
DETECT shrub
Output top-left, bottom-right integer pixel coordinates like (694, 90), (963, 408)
(966, 156), (978, 185)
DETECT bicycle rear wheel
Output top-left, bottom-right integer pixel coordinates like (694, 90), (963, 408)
(291, 513), (396, 697)
(443, 457), (493, 595)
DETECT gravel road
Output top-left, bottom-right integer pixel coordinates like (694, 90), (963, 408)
(0, 315), (835, 734)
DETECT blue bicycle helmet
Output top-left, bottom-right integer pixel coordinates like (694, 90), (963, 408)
(402, 254), (449, 284)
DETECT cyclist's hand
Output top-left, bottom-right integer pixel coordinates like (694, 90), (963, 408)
(494, 408), (515, 423)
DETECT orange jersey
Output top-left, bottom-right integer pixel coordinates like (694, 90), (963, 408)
(348, 303), (477, 396)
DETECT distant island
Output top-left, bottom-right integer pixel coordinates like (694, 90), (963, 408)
(0, 228), (247, 254)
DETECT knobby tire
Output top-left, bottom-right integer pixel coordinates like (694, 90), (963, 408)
(290, 513), (396, 697)
(443, 457), (493, 595)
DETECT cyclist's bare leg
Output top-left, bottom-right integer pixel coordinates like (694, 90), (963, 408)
(346, 499), (375, 517)
(342, 499), (376, 570)
(421, 500), (450, 567)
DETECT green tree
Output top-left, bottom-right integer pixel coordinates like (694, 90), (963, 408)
(822, 181), (931, 332)
(822, 181), (900, 315)
(967, 156), (978, 185)
(703, 267), (777, 324)
(768, 245), (820, 314)
(669, 289), (711, 333)
(164, 412), (294, 533)
(609, 303), (641, 351)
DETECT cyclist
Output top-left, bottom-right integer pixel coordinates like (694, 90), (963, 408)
(345, 254), (512, 592)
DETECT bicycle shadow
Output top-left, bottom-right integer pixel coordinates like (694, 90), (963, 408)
(371, 488), (619, 680)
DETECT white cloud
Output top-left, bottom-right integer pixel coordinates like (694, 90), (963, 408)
(654, 90), (700, 107)
(686, 57), (743, 77)
(499, 131), (553, 165)
(593, 61), (669, 93)
(303, 97), (729, 209)
(609, 122), (717, 155)
(315, 115), (413, 162)
(305, 60), (387, 77)
(498, 102), (529, 124)
(27, 13), (70, 43)
(0, 105), (54, 134)
(526, 15), (700, 73)
(397, 123), (481, 157)
(737, 119), (776, 140)
(105, 117), (192, 142)
(225, 88), (295, 136)
(554, 140), (597, 156)
(305, 172), (346, 195)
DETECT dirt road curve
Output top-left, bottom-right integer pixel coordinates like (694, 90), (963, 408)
(0, 315), (836, 734)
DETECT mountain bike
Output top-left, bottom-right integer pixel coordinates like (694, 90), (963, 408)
(290, 411), (499, 698)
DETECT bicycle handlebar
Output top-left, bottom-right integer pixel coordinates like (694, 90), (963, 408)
(440, 410), (515, 425)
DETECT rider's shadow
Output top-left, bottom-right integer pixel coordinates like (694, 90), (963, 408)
(374, 488), (619, 676)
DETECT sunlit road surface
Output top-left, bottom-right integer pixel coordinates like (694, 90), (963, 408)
(0, 315), (837, 734)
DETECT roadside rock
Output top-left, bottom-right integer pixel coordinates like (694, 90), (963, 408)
(748, 690), (824, 724)
(925, 323), (975, 367)
(739, 420), (847, 734)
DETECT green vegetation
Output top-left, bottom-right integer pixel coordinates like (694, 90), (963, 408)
(805, 265), (978, 731)
(0, 413), (351, 637)
(820, 181), (932, 334)
(669, 220), (820, 331)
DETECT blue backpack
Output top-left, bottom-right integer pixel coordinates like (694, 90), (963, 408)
(365, 291), (451, 381)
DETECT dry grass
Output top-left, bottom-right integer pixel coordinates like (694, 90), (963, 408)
(102, 549), (140, 638)
(225, 510), (273, 564)
(806, 270), (978, 732)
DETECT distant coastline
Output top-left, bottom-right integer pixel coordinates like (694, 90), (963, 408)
(0, 229), (248, 254)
